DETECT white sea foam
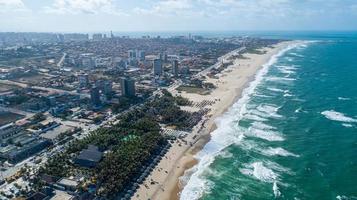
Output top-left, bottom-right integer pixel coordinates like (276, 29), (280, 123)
(257, 104), (279, 113)
(255, 104), (283, 119)
(247, 127), (284, 141)
(179, 112), (245, 200)
(273, 182), (281, 198)
(284, 93), (294, 97)
(180, 42), (307, 200)
(295, 107), (302, 113)
(267, 87), (285, 93)
(321, 110), (357, 123)
(263, 147), (299, 157)
(280, 68), (296, 75)
(258, 105), (283, 118)
(336, 195), (357, 200)
(244, 113), (269, 122)
(276, 65), (298, 70)
(254, 94), (273, 98)
(338, 97), (351, 101)
(240, 162), (278, 183)
(240, 161), (286, 197)
(342, 123), (353, 128)
(289, 52), (304, 57)
(250, 109), (283, 119)
(251, 121), (276, 130)
(276, 65), (297, 75)
(336, 195), (352, 200)
(218, 150), (233, 158)
(266, 76), (296, 82)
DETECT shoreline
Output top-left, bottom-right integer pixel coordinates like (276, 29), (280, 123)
(131, 41), (295, 200)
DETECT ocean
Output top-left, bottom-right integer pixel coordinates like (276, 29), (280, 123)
(180, 33), (357, 200)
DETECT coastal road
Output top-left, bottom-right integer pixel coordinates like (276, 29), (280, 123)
(32, 85), (90, 98)
(194, 46), (246, 78)
(0, 79), (89, 98)
(57, 53), (67, 68)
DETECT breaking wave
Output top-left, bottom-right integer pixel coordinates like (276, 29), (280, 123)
(180, 42), (306, 200)
(321, 110), (357, 123)
(262, 147), (299, 157)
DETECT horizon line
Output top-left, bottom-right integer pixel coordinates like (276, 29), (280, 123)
(1, 30), (357, 34)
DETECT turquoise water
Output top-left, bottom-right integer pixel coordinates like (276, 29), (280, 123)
(180, 35), (357, 200)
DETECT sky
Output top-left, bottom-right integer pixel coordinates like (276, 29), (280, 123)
(0, 0), (357, 32)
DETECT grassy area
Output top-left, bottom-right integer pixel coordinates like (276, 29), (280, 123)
(176, 85), (210, 95)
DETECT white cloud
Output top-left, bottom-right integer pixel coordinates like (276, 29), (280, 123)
(44, 0), (125, 15)
(133, 0), (296, 18)
(134, 0), (194, 16)
(0, 0), (28, 13)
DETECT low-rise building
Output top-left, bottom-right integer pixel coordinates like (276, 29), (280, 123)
(57, 178), (79, 192)
(74, 145), (103, 168)
(0, 123), (22, 143)
(0, 135), (52, 163)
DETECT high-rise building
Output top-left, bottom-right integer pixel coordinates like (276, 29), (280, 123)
(138, 50), (145, 61)
(128, 50), (136, 59)
(120, 78), (136, 97)
(153, 59), (162, 76)
(172, 60), (179, 77)
(78, 74), (89, 88)
(81, 57), (95, 68)
(158, 52), (168, 62)
(90, 86), (101, 107)
(103, 81), (112, 97)
(163, 53), (168, 63)
(92, 33), (103, 41)
(63, 33), (89, 42)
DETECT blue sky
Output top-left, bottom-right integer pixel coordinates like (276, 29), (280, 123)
(1, 0), (357, 32)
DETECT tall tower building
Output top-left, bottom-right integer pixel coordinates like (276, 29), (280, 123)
(138, 50), (145, 61)
(103, 81), (112, 97)
(120, 78), (136, 97)
(153, 59), (162, 76)
(90, 86), (101, 107)
(172, 60), (179, 77)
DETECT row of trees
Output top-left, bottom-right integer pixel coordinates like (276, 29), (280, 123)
(143, 90), (197, 130)
(36, 91), (193, 197)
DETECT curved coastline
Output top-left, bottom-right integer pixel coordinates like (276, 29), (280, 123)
(131, 40), (299, 200)
(178, 41), (302, 200)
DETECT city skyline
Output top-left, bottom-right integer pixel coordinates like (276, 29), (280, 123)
(1, 0), (357, 32)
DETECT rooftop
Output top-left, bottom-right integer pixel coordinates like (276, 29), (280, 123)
(76, 145), (102, 163)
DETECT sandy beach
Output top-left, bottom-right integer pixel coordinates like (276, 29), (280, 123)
(131, 41), (294, 200)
